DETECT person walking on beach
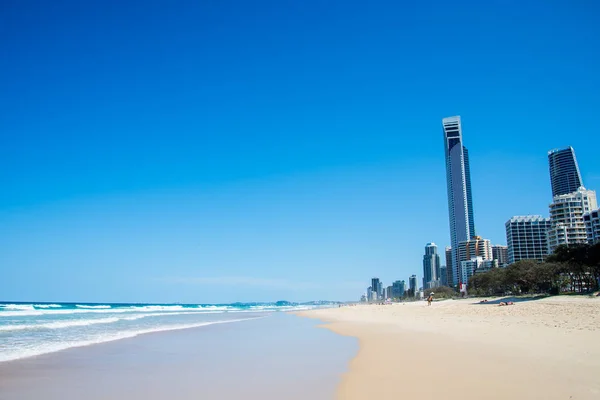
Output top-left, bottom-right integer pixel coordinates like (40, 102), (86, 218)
(427, 293), (433, 306)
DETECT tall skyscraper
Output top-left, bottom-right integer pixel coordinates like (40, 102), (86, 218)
(443, 116), (476, 286)
(445, 246), (453, 286)
(422, 243), (441, 289)
(408, 275), (417, 297)
(547, 188), (598, 252)
(548, 147), (584, 197)
(505, 215), (552, 264)
(371, 278), (381, 300)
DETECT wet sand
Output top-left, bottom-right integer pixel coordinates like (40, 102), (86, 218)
(0, 313), (356, 400)
(299, 296), (600, 400)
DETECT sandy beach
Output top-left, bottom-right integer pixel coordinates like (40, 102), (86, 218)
(299, 296), (600, 400)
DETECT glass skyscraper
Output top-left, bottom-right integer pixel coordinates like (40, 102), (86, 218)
(443, 116), (476, 286)
(408, 275), (417, 297)
(445, 246), (453, 286)
(548, 147), (583, 197)
(422, 243), (441, 289)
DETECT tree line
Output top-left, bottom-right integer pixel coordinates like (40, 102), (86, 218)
(468, 243), (600, 296)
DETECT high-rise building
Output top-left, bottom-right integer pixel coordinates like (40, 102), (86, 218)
(547, 188), (598, 252)
(461, 257), (498, 284)
(408, 275), (417, 297)
(386, 285), (393, 300)
(505, 215), (552, 264)
(443, 116), (476, 286)
(391, 280), (405, 299)
(548, 147), (584, 197)
(445, 246), (453, 286)
(440, 266), (448, 286)
(457, 236), (492, 265)
(422, 243), (441, 289)
(584, 209), (600, 244)
(371, 277), (381, 300)
(492, 245), (509, 268)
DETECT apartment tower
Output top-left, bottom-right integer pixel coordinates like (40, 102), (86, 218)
(443, 116), (476, 286)
(547, 188), (598, 252)
(548, 147), (584, 197)
(505, 215), (552, 264)
(492, 245), (509, 268)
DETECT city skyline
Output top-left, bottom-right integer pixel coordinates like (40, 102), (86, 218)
(363, 141), (599, 298)
(1, 1), (599, 303)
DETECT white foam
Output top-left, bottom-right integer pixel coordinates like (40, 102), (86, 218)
(0, 311), (226, 331)
(197, 305), (235, 311)
(75, 305), (111, 309)
(0, 317), (259, 363)
(0, 317), (120, 332)
(33, 304), (63, 308)
(0, 304), (35, 311)
(0, 306), (223, 317)
(0, 304), (314, 317)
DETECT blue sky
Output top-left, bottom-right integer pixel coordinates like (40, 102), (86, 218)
(1, 0), (599, 303)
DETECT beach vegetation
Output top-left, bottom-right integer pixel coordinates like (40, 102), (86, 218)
(425, 285), (456, 299)
(468, 243), (600, 296)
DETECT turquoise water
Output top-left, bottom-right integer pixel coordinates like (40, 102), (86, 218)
(0, 301), (334, 362)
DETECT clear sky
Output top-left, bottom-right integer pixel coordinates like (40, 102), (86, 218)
(1, 0), (599, 303)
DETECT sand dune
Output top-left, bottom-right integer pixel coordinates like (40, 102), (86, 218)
(299, 296), (600, 400)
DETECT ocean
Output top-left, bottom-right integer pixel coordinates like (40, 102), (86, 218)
(0, 301), (332, 363)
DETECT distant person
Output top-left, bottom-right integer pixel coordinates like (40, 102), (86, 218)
(427, 294), (433, 306)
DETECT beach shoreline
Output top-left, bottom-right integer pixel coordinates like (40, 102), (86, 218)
(0, 313), (356, 400)
(297, 296), (600, 400)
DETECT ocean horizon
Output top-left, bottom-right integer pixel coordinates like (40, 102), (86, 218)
(0, 300), (338, 363)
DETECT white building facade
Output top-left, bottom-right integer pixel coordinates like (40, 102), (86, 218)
(547, 188), (598, 252)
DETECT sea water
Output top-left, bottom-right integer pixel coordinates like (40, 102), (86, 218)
(0, 312), (358, 400)
(0, 301), (330, 362)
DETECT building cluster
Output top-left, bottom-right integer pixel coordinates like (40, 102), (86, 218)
(362, 277), (411, 302)
(507, 147), (598, 263)
(361, 117), (597, 301)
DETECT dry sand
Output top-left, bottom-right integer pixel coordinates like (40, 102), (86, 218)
(298, 296), (600, 400)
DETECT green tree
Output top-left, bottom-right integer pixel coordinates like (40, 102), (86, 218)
(547, 244), (598, 292)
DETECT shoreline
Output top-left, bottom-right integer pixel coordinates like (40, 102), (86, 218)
(298, 296), (600, 400)
(0, 313), (356, 400)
